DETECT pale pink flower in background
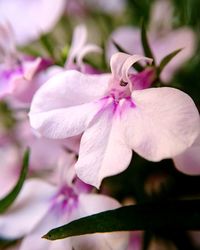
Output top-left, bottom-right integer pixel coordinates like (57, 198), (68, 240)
(0, 22), (51, 103)
(65, 24), (102, 74)
(0, 0), (66, 46)
(30, 24), (102, 90)
(173, 135), (200, 175)
(0, 113), (79, 198)
(15, 118), (80, 171)
(29, 52), (200, 188)
(0, 157), (129, 250)
(106, 0), (196, 82)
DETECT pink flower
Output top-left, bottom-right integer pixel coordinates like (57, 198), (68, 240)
(65, 24), (102, 74)
(0, 0), (66, 46)
(0, 22), (49, 103)
(29, 52), (200, 188)
(106, 0), (196, 82)
(0, 158), (129, 250)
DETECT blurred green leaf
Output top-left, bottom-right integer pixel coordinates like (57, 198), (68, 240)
(0, 238), (18, 249)
(43, 199), (200, 240)
(141, 20), (155, 64)
(157, 48), (183, 76)
(0, 149), (30, 213)
(40, 34), (55, 59)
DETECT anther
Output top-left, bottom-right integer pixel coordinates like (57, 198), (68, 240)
(120, 80), (128, 86)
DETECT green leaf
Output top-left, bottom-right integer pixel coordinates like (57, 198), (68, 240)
(112, 40), (144, 72)
(43, 199), (200, 240)
(141, 20), (155, 64)
(0, 238), (18, 248)
(157, 48), (183, 76)
(0, 149), (30, 213)
(40, 34), (55, 59)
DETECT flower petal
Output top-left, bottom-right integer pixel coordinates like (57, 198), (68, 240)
(19, 210), (72, 250)
(106, 27), (142, 63)
(75, 104), (132, 188)
(152, 28), (196, 82)
(110, 52), (152, 85)
(0, 179), (55, 239)
(122, 87), (200, 161)
(30, 102), (101, 139)
(76, 44), (102, 69)
(29, 70), (111, 138)
(30, 70), (110, 113)
(173, 135), (200, 175)
(66, 24), (88, 67)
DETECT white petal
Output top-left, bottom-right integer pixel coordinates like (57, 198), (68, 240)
(30, 70), (110, 113)
(71, 193), (129, 250)
(110, 52), (152, 84)
(151, 28), (197, 82)
(122, 87), (200, 161)
(173, 135), (200, 175)
(76, 44), (102, 69)
(106, 26), (142, 63)
(66, 24), (88, 66)
(20, 211), (72, 250)
(75, 104), (132, 188)
(0, 179), (55, 239)
(30, 102), (101, 139)
(0, 0), (66, 45)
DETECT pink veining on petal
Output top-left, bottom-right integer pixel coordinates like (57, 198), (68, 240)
(50, 184), (78, 214)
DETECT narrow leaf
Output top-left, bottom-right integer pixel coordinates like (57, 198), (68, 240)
(43, 199), (200, 240)
(40, 34), (55, 59)
(157, 48), (183, 75)
(112, 40), (144, 72)
(0, 149), (30, 213)
(141, 20), (155, 64)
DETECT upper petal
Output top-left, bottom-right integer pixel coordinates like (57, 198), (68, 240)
(30, 102), (101, 139)
(122, 87), (200, 161)
(29, 70), (111, 138)
(75, 103), (132, 188)
(30, 70), (110, 113)
(110, 52), (152, 86)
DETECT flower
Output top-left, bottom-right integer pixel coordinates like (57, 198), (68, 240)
(29, 52), (200, 188)
(106, 0), (196, 82)
(65, 24), (102, 74)
(0, 155), (129, 250)
(0, 22), (50, 103)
